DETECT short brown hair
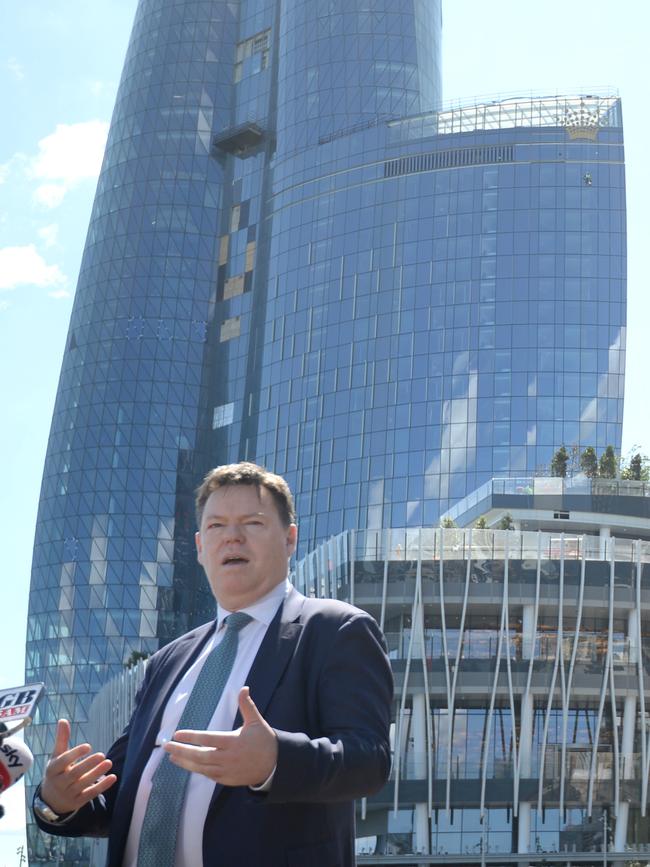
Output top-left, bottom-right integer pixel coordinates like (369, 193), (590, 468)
(195, 462), (296, 528)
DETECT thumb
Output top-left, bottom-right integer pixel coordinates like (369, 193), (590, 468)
(52, 719), (71, 757)
(238, 686), (264, 726)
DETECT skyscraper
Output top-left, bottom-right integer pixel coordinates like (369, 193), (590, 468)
(26, 0), (626, 863)
(256, 93), (625, 551)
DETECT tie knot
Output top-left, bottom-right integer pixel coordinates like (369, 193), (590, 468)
(226, 611), (252, 632)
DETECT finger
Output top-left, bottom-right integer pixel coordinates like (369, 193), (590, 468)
(165, 741), (220, 762)
(83, 772), (118, 798)
(63, 755), (113, 787)
(70, 773), (118, 809)
(171, 729), (233, 748)
(165, 746), (223, 778)
(52, 720), (71, 758)
(164, 742), (230, 777)
(47, 743), (93, 776)
(238, 686), (263, 725)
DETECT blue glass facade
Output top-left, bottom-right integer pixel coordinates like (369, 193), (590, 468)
(259, 99), (626, 555)
(26, 0), (626, 863)
(26, 1), (241, 861)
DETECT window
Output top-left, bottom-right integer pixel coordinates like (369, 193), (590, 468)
(220, 317), (241, 342)
(224, 274), (244, 299)
(234, 29), (271, 82)
(212, 403), (234, 429)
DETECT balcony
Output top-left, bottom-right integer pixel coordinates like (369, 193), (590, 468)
(212, 121), (267, 157)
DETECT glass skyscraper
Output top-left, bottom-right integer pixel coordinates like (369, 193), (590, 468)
(26, 0), (626, 863)
(257, 94), (625, 551)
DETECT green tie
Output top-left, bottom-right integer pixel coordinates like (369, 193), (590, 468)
(137, 611), (253, 867)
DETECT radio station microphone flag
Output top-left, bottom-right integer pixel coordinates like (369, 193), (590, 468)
(0, 682), (45, 736)
(0, 736), (33, 793)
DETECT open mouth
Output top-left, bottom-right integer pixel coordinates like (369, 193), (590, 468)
(222, 555), (249, 566)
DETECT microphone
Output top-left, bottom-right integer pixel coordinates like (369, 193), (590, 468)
(0, 682), (41, 821)
(0, 736), (33, 794)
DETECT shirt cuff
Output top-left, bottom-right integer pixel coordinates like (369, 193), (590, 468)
(249, 765), (276, 792)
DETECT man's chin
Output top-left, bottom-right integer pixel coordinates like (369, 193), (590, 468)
(211, 576), (254, 608)
(220, 561), (251, 573)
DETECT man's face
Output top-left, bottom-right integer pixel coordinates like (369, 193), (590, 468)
(195, 484), (297, 611)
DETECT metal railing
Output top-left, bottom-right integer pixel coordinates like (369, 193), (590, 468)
(387, 93), (621, 141)
(442, 475), (650, 524)
(346, 528), (650, 566)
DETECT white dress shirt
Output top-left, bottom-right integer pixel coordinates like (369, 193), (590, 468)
(122, 578), (289, 867)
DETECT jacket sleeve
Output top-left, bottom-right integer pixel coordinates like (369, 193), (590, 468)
(267, 612), (393, 804)
(32, 663), (154, 838)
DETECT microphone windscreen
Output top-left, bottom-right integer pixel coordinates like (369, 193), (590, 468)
(0, 737), (33, 792)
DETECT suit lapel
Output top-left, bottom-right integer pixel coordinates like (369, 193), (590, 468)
(241, 586), (305, 718)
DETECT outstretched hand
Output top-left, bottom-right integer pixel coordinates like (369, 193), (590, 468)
(163, 686), (278, 787)
(40, 719), (117, 815)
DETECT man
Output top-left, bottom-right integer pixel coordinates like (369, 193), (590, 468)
(34, 462), (393, 866)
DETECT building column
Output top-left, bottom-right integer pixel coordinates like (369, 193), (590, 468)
(614, 609), (639, 854)
(408, 597), (430, 859)
(614, 695), (635, 858)
(599, 526), (611, 559)
(522, 604), (536, 660)
(518, 605), (536, 855)
(518, 693), (534, 855)
(411, 693), (430, 856)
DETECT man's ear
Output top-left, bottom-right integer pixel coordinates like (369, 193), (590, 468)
(195, 530), (203, 564)
(286, 523), (298, 557)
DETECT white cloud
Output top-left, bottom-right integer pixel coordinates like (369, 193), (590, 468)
(0, 152), (27, 185)
(1, 120), (107, 208)
(33, 184), (67, 209)
(89, 80), (107, 96)
(31, 120), (109, 182)
(0, 300), (10, 312)
(38, 224), (59, 248)
(48, 288), (71, 300)
(0, 245), (66, 291)
(7, 57), (24, 81)
(29, 120), (109, 208)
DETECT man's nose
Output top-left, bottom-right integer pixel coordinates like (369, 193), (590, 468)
(223, 523), (244, 541)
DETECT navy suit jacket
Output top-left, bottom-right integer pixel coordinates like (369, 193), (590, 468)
(36, 587), (393, 866)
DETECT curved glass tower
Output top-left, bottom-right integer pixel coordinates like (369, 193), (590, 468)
(25, 1), (240, 861)
(26, 0), (626, 864)
(259, 95), (626, 554)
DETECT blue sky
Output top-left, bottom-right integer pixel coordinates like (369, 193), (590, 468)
(1, 0), (648, 858)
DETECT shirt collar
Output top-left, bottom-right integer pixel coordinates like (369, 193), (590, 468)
(216, 577), (291, 630)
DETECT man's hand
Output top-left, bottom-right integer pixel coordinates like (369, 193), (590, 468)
(40, 719), (117, 815)
(163, 686), (278, 787)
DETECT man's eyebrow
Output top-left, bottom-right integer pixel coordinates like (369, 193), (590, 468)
(204, 510), (266, 520)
